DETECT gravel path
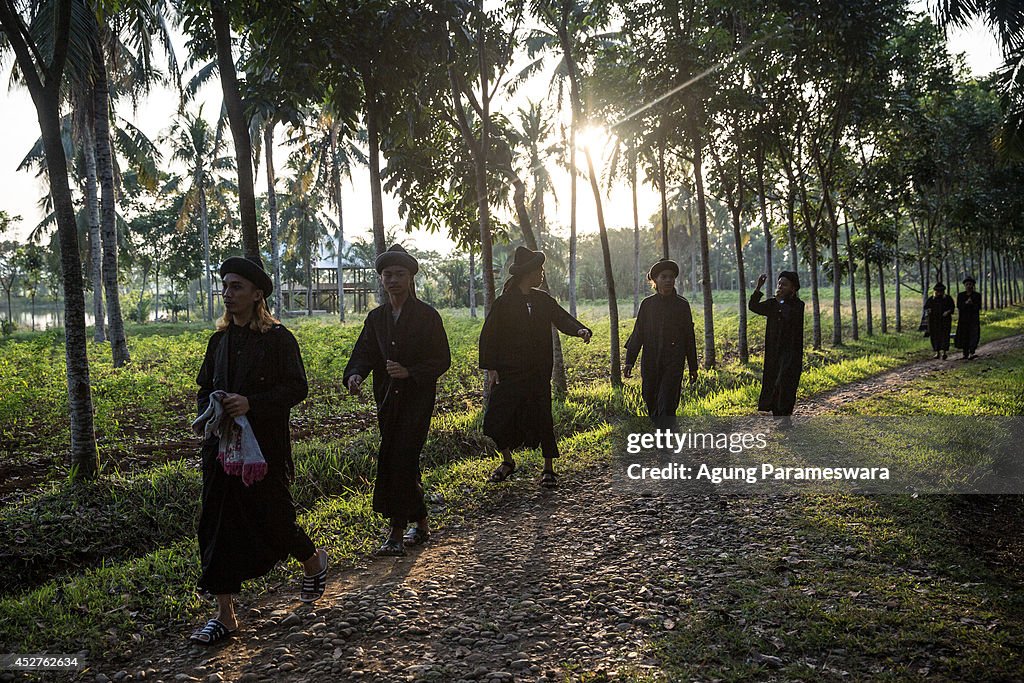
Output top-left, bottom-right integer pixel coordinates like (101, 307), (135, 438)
(795, 334), (1024, 416)
(82, 334), (1024, 683)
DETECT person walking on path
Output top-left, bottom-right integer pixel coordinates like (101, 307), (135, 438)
(749, 271), (805, 419)
(955, 276), (983, 360)
(924, 282), (955, 359)
(623, 258), (699, 428)
(479, 246), (592, 488)
(191, 256), (327, 646)
(343, 245), (451, 557)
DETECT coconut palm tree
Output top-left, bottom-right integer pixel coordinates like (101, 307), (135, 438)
(166, 107), (234, 321)
(0, 0), (98, 478)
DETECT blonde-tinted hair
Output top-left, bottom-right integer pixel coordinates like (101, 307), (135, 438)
(216, 297), (279, 333)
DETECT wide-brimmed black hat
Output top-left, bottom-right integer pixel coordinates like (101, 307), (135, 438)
(648, 258), (679, 281)
(933, 282), (946, 291)
(778, 271), (801, 290)
(962, 276), (976, 285)
(220, 256), (273, 298)
(375, 244), (419, 275)
(509, 246), (545, 276)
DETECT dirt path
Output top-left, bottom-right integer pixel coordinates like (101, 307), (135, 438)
(81, 334), (1024, 683)
(796, 334), (1024, 416)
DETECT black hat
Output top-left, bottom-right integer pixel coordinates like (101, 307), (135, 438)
(375, 244), (419, 275)
(962, 276), (975, 285)
(778, 271), (800, 290)
(509, 246), (545, 276)
(647, 258), (679, 281)
(220, 256), (273, 298)
(933, 282), (946, 291)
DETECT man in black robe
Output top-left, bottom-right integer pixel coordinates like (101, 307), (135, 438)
(624, 258), (699, 428)
(749, 271), (804, 418)
(192, 256), (326, 646)
(343, 245), (451, 557)
(479, 246), (592, 488)
(955, 276), (982, 360)
(924, 282), (955, 359)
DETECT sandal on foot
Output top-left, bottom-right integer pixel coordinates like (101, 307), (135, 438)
(403, 527), (430, 547)
(487, 461), (516, 483)
(299, 548), (328, 603)
(539, 470), (558, 488)
(376, 538), (407, 557)
(189, 618), (233, 646)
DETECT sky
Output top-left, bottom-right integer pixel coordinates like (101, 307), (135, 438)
(0, 7), (1005, 254)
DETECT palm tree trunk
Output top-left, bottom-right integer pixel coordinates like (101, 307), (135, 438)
(83, 122), (105, 343)
(864, 252), (873, 336)
(306, 220), (313, 317)
(330, 123), (346, 323)
(468, 247), (476, 318)
(476, 7), (496, 313)
(823, 188), (842, 346)
(92, 52), (130, 366)
(154, 261), (160, 321)
(0, 0), (100, 477)
(877, 261), (887, 333)
(894, 214), (902, 332)
(568, 119), (578, 317)
(200, 183), (213, 322)
(787, 187), (798, 277)
(691, 125), (715, 369)
(756, 146), (773, 287)
(731, 204), (748, 364)
(582, 145), (621, 387)
(844, 214), (858, 340)
(658, 133), (669, 259)
(364, 86), (387, 303)
(265, 122), (282, 318)
(211, 0), (259, 258)
(632, 150), (640, 316)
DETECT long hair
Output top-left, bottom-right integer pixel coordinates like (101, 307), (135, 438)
(216, 297), (279, 333)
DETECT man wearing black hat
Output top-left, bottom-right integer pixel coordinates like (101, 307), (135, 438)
(924, 283), (955, 359)
(479, 246), (592, 488)
(191, 256), (326, 645)
(343, 245), (451, 556)
(749, 271), (805, 417)
(623, 258), (699, 428)
(955, 276), (982, 359)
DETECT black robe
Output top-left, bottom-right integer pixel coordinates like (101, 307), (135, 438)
(195, 323), (313, 595)
(924, 294), (955, 351)
(343, 298), (451, 527)
(478, 286), (589, 459)
(749, 291), (804, 416)
(954, 291), (982, 353)
(624, 292), (699, 427)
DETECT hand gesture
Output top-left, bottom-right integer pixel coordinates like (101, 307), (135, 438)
(578, 328), (592, 344)
(487, 369), (500, 390)
(347, 374), (363, 396)
(755, 273), (768, 290)
(623, 365), (632, 379)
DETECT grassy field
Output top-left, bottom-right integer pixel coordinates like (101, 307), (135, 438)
(0, 295), (1021, 660)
